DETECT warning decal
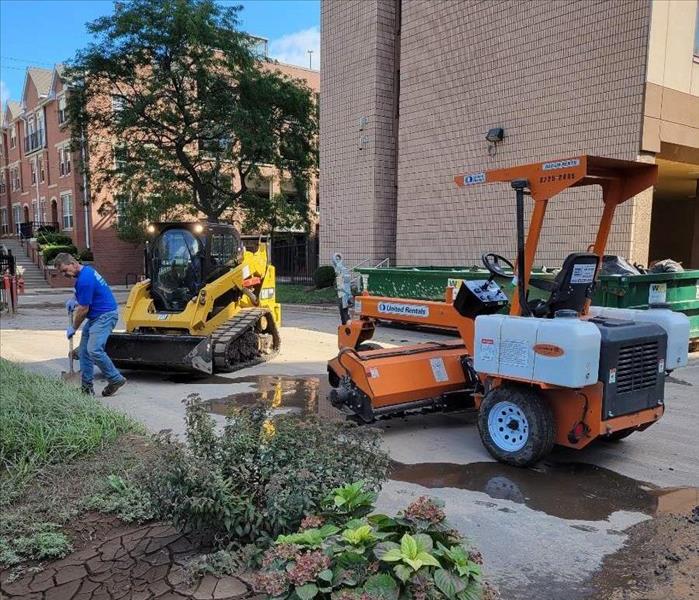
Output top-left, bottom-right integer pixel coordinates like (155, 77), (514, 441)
(570, 263), (596, 284)
(500, 339), (529, 368)
(430, 358), (449, 382)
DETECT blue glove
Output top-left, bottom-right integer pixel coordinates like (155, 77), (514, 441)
(66, 325), (76, 339)
(65, 297), (78, 312)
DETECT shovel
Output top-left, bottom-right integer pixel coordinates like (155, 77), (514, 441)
(61, 309), (81, 383)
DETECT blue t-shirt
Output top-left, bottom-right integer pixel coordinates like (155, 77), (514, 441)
(75, 266), (117, 319)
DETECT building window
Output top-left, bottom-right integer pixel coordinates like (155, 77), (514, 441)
(113, 144), (128, 171)
(0, 208), (7, 235)
(58, 95), (67, 124)
(59, 146), (72, 176)
(10, 125), (16, 148)
(61, 193), (74, 229)
(32, 199), (38, 222)
(39, 157), (46, 182)
(0, 171), (6, 194)
(30, 160), (37, 185)
(11, 167), (21, 191)
(13, 205), (22, 233)
(112, 94), (125, 112)
(115, 193), (128, 225)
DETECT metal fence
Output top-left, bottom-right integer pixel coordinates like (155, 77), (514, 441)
(272, 238), (319, 285)
(19, 221), (59, 240)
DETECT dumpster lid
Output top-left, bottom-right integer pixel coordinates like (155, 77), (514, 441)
(454, 155), (657, 203)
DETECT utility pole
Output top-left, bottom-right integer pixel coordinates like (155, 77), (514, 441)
(307, 49), (314, 69)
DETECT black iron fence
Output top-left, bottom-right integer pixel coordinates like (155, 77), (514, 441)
(0, 252), (15, 275)
(19, 221), (59, 240)
(272, 237), (319, 285)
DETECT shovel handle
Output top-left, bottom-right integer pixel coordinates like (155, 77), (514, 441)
(68, 309), (75, 374)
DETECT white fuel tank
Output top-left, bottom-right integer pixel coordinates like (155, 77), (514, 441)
(587, 306), (690, 369)
(474, 313), (601, 388)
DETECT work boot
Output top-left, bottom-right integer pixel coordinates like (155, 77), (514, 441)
(81, 383), (95, 396)
(102, 378), (127, 397)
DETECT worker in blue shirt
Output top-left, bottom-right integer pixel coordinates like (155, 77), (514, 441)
(54, 252), (126, 397)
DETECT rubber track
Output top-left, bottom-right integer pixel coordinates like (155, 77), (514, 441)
(212, 307), (280, 373)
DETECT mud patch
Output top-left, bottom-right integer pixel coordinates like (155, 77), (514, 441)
(583, 494), (699, 599)
(389, 460), (698, 522)
(200, 374), (343, 420)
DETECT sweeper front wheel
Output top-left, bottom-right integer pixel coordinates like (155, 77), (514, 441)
(478, 386), (555, 467)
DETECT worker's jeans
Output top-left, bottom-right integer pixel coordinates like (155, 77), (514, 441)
(78, 310), (123, 386)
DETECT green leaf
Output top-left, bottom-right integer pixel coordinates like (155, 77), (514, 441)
(374, 541), (400, 560)
(400, 534), (418, 559)
(456, 580), (482, 600)
(381, 549), (404, 563)
(434, 569), (466, 600)
(364, 573), (399, 600)
(413, 534), (434, 554)
(318, 569), (334, 583)
(415, 552), (441, 569)
(393, 564), (411, 583)
(296, 583), (319, 600)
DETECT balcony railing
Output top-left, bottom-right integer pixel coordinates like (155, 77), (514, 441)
(24, 129), (45, 154)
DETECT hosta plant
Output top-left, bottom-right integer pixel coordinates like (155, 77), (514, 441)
(254, 483), (484, 600)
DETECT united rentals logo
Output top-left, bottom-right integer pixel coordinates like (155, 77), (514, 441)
(377, 302), (429, 317)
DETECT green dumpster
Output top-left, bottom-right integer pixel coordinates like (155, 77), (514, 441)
(593, 271), (699, 341)
(354, 266), (554, 303)
(355, 266), (699, 341)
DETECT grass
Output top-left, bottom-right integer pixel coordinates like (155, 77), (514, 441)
(0, 359), (140, 500)
(276, 283), (338, 305)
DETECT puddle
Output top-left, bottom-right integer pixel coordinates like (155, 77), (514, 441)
(165, 373), (240, 384)
(199, 374), (343, 420)
(389, 460), (699, 521)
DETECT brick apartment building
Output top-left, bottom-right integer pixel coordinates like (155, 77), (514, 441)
(1, 58), (319, 285)
(320, 0), (699, 270)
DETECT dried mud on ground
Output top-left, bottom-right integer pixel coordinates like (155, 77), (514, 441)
(0, 513), (251, 600)
(586, 499), (699, 600)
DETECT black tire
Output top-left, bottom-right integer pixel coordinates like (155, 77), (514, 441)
(357, 342), (383, 351)
(478, 386), (555, 467)
(603, 428), (636, 442)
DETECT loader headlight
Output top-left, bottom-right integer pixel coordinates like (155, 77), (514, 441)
(194, 223), (204, 234)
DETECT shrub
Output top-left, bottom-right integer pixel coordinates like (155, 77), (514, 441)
(78, 248), (94, 262)
(0, 524), (73, 565)
(86, 474), (156, 523)
(314, 265), (336, 290)
(37, 232), (73, 247)
(43, 244), (78, 264)
(254, 484), (484, 600)
(145, 397), (389, 548)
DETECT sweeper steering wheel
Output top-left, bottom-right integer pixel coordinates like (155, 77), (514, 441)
(481, 252), (515, 278)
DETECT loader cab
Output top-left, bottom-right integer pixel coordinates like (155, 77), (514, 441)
(145, 222), (241, 312)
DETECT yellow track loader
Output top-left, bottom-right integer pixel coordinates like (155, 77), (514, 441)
(106, 222), (281, 374)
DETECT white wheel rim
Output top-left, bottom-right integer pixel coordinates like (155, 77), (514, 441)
(488, 400), (529, 452)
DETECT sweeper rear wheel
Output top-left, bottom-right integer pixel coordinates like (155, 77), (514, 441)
(478, 385), (555, 467)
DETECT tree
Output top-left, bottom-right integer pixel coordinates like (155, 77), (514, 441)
(68, 0), (318, 240)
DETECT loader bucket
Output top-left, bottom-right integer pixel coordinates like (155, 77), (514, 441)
(106, 332), (213, 374)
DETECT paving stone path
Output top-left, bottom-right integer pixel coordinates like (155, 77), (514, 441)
(0, 522), (251, 600)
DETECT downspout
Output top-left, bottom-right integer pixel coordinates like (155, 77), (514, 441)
(80, 128), (91, 249)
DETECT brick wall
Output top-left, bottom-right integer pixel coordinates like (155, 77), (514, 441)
(321, 0), (654, 267)
(319, 0), (399, 265)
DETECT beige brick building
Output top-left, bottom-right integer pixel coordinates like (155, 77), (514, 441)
(320, 0), (699, 270)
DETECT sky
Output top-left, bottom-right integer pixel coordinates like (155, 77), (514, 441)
(0, 0), (320, 107)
